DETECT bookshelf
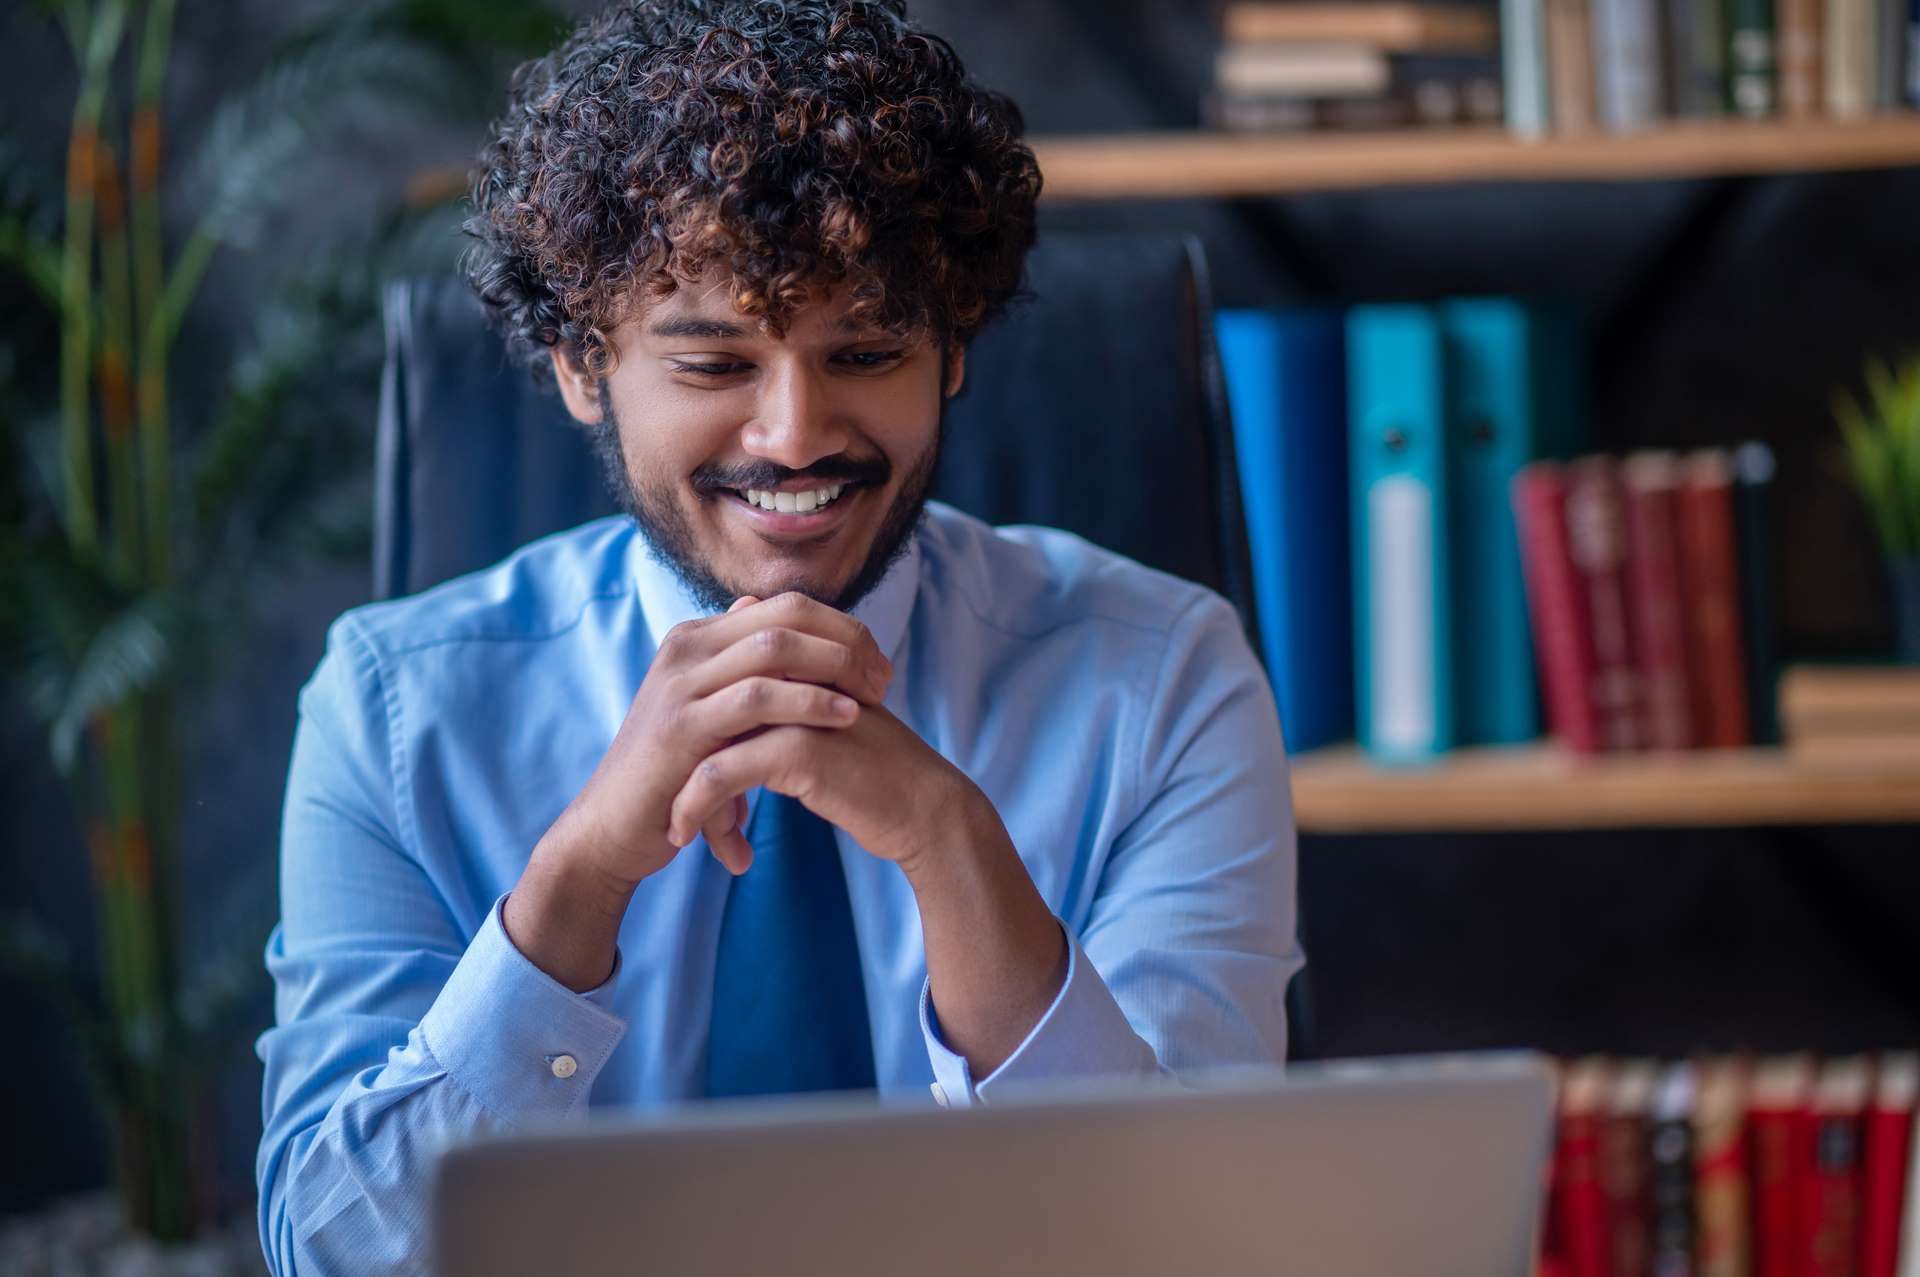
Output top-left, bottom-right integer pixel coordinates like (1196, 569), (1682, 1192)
(1030, 116), (1920, 199)
(1288, 742), (1920, 832)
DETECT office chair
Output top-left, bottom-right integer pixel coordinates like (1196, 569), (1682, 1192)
(373, 231), (1315, 1059)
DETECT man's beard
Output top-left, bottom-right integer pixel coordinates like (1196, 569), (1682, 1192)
(586, 395), (942, 616)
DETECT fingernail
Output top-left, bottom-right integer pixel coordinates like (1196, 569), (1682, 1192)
(833, 694), (858, 716)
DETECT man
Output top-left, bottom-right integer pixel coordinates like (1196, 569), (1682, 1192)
(256, 2), (1301, 1273)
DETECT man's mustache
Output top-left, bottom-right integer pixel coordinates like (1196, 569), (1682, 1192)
(693, 455), (892, 492)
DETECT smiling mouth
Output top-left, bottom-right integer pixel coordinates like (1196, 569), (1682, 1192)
(725, 481), (852, 515)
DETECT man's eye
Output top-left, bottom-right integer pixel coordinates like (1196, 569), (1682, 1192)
(839, 350), (906, 370)
(666, 360), (749, 377)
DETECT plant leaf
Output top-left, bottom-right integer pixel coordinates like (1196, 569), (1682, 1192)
(47, 593), (180, 773)
(0, 130), (64, 308)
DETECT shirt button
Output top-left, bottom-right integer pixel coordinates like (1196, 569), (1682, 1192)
(929, 1082), (949, 1108)
(549, 1054), (578, 1079)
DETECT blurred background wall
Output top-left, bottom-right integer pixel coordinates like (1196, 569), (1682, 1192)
(4, 0), (1918, 1222)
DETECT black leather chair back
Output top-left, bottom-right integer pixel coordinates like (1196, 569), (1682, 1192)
(372, 232), (1311, 1057)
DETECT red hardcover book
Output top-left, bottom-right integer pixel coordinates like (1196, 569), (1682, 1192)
(1622, 452), (1697, 751)
(1602, 1060), (1659, 1277)
(1677, 451), (1752, 748)
(1551, 1058), (1618, 1277)
(1564, 457), (1643, 751)
(1803, 1057), (1871, 1277)
(1515, 464), (1604, 753)
(1751, 1055), (1817, 1277)
(1859, 1055), (1915, 1277)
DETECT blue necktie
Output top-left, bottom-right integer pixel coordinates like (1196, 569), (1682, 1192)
(704, 790), (877, 1097)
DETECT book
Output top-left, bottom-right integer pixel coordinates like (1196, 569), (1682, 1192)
(1547, 0), (1601, 131)
(1804, 1058), (1872, 1277)
(1778, 0), (1827, 119)
(1217, 42), (1392, 97)
(1207, 59), (1505, 131)
(1565, 457), (1643, 751)
(1622, 452), (1696, 751)
(1504, 0), (1553, 134)
(1206, 91), (1416, 132)
(1603, 1060), (1659, 1277)
(1215, 308), (1354, 755)
(1751, 1055), (1817, 1277)
(1348, 304), (1453, 762)
(1909, 0), (1920, 107)
(1399, 53), (1507, 122)
(1515, 463), (1605, 753)
(1592, 0), (1666, 131)
(1825, 0), (1878, 117)
(1730, 442), (1781, 747)
(1727, 0), (1780, 115)
(1779, 666), (1920, 739)
(1876, 0), (1908, 108)
(1221, 2), (1502, 49)
(1694, 1057), (1752, 1277)
(1862, 1055), (1917, 1277)
(1441, 299), (1584, 747)
(1676, 450), (1750, 750)
(1667, 0), (1730, 117)
(1553, 1058), (1618, 1277)
(1898, 1056), (1920, 1277)
(1648, 1061), (1698, 1277)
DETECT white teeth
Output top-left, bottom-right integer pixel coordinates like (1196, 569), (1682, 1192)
(739, 484), (849, 513)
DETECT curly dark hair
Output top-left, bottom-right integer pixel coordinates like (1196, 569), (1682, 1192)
(464, 0), (1043, 379)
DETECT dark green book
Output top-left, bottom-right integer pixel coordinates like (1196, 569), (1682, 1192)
(1666, 0), (1729, 116)
(1725, 0), (1778, 116)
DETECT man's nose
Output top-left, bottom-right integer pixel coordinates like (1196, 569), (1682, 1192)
(740, 362), (850, 472)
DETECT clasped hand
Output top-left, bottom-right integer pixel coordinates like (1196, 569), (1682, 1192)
(543, 591), (970, 890)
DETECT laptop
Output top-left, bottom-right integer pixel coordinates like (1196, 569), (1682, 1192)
(432, 1051), (1554, 1277)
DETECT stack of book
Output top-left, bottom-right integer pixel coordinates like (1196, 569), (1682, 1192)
(1207, 2), (1506, 132)
(1514, 446), (1782, 755)
(1542, 1054), (1920, 1277)
(1218, 301), (1790, 765)
(1503, 0), (1920, 137)
(1779, 665), (1920, 757)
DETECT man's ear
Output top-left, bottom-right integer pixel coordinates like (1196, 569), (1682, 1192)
(551, 346), (605, 425)
(943, 343), (966, 399)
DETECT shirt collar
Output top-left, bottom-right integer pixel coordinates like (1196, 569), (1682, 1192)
(629, 520), (922, 663)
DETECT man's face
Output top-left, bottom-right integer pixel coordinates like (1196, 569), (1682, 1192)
(554, 269), (963, 613)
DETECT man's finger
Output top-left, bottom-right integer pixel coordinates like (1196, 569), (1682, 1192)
(689, 676), (859, 745)
(667, 727), (817, 848)
(695, 592), (891, 686)
(702, 793), (753, 876)
(690, 628), (888, 705)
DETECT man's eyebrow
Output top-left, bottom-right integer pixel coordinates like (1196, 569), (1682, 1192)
(649, 317), (751, 340)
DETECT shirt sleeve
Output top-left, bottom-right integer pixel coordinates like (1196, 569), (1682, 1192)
(255, 616), (628, 1277)
(918, 591), (1302, 1106)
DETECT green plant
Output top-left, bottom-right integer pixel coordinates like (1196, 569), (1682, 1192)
(0, 0), (565, 1244)
(1835, 354), (1920, 562)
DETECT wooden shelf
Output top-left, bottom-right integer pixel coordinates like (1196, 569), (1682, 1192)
(1031, 115), (1920, 200)
(1288, 742), (1920, 833)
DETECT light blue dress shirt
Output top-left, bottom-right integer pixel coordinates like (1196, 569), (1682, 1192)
(256, 501), (1302, 1276)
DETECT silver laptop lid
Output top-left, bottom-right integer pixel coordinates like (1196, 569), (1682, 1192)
(433, 1051), (1553, 1277)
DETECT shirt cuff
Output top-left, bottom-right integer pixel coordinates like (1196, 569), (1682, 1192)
(418, 894), (628, 1125)
(919, 920), (1157, 1108)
